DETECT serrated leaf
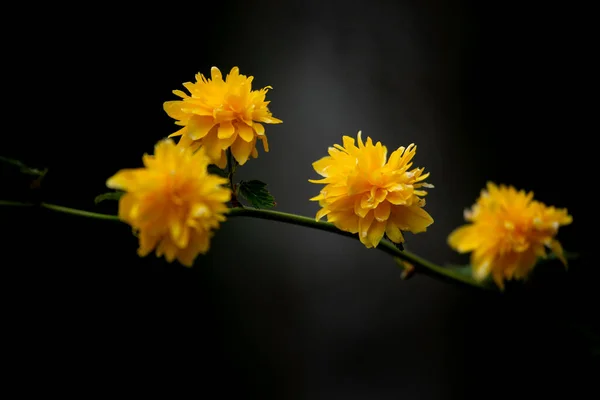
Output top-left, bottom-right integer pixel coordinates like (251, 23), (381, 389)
(237, 180), (276, 209)
(95, 190), (124, 205)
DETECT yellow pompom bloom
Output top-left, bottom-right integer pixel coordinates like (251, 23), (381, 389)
(448, 182), (573, 289)
(106, 139), (231, 267)
(309, 131), (434, 249)
(163, 66), (282, 168)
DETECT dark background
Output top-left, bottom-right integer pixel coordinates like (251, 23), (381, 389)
(2, 1), (597, 398)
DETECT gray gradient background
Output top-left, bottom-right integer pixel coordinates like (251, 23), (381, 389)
(1, 0), (596, 399)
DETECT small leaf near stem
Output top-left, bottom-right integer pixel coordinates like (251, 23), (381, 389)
(0, 155), (47, 177)
(226, 149), (242, 208)
(94, 190), (124, 205)
(0, 155), (48, 190)
(237, 180), (276, 209)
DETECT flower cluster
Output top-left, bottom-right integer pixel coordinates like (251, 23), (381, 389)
(163, 66), (282, 168)
(107, 139), (231, 266)
(448, 182), (572, 288)
(98, 65), (573, 288)
(309, 131), (434, 248)
(107, 66), (282, 267)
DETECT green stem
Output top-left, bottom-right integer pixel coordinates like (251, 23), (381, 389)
(0, 200), (491, 290)
(0, 200), (120, 221)
(228, 208), (489, 289)
(226, 150), (242, 208)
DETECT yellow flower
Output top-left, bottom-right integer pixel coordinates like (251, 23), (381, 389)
(447, 182), (572, 289)
(309, 131), (434, 249)
(163, 66), (282, 168)
(106, 139), (231, 267)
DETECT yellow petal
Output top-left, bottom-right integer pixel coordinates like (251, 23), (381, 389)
(106, 169), (139, 190)
(227, 66), (239, 78)
(258, 116), (283, 124)
(374, 201), (391, 221)
(214, 151), (227, 169)
(219, 132), (238, 150)
(166, 127), (185, 140)
(354, 196), (370, 218)
(181, 103), (213, 116)
(117, 193), (136, 223)
(367, 220), (386, 248)
(447, 225), (481, 253)
(386, 189), (412, 205)
(386, 147), (404, 169)
(492, 268), (505, 290)
(163, 101), (188, 120)
(342, 136), (356, 152)
(316, 208), (331, 221)
(514, 249), (537, 279)
(259, 135), (269, 152)
(334, 213), (359, 234)
(188, 116), (216, 140)
(218, 121), (236, 139)
(324, 185), (348, 197)
(231, 137), (254, 165)
(385, 222), (404, 243)
(137, 230), (159, 257)
(211, 66), (223, 81)
(308, 177), (332, 184)
(312, 157), (333, 176)
(357, 131), (364, 148)
(253, 122), (265, 136)
(238, 123), (254, 142)
(360, 192), (376, 210)
(161, 240), (178, 263)
(391, 205), (433, 233)
(358, 210), (375, 241)
(549, 239), (567, 267)
(202, 131), (225, 161)
(374, 188), (387, 204)
(170, 218), (189, 249)
(176, 134), (193, 148)
(472, 258), (493, 282)
(172, 89), (188, 99)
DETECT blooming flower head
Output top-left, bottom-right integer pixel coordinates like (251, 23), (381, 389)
(309, 131), (434, 249)
(163, 66), (282, 168)
(106, 139), (231, 267)
(447, 182), (572, 289)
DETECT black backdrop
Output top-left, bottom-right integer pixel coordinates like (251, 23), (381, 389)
(2, 1), (597, 398)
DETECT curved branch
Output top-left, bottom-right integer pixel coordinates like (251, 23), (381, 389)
(0, 200), (494, 290)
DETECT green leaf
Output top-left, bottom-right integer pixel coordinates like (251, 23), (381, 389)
(1, 155), (48, 191)
(0, 155), (47, 177)
(94, 190), (124, 205)
(237, 180), (276, 209)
